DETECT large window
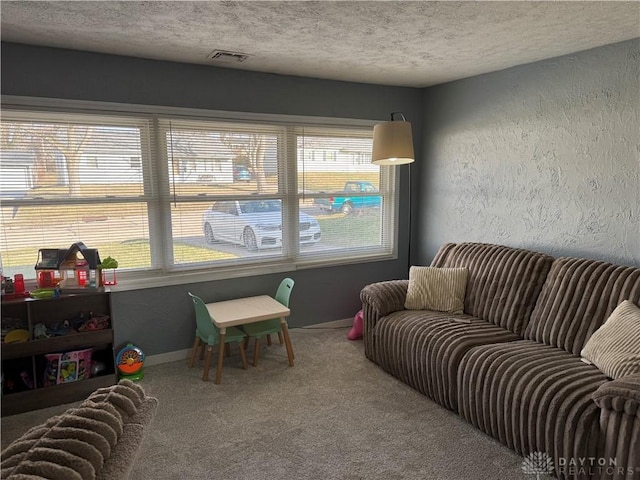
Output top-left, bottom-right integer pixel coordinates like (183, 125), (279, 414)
(0, 105), (397, 286)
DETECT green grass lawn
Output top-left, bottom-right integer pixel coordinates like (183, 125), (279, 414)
(1, 165), (384, 278)
(316, 210), (381, 247)
(2, 171), (380, 228)
(298, 172), (379, 192)
(2, 240), (236, 271)
(3, 212), (381, 273)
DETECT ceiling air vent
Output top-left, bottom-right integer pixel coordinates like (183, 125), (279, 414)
(207, 50), (250, 63)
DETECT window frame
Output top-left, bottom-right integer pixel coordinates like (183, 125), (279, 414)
(1, 95), (400, 291)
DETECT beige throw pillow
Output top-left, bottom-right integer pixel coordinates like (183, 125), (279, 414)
(581, 300), (640, 379)
(404, 266), (468, 313)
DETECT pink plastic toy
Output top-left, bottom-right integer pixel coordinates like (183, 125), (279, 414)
(348, 310), (364, 341)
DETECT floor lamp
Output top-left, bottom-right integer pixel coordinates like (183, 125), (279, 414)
(372, 112), (415, 270)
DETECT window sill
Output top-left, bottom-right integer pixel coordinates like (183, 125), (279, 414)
(107, 253), (397, 292)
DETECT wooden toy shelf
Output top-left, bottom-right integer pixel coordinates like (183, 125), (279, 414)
(1, 290), (117, 416)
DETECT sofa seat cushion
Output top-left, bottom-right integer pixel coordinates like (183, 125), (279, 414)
(373, 309), (520, 411)
(458, 340), (608, 477)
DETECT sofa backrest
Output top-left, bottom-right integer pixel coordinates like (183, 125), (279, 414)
(430, 242), (553, 335)
(524, 257), (640, 355)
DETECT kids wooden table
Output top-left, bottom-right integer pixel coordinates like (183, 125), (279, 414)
(205, 295), (293, 384)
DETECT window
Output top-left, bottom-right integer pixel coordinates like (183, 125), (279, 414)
(130, 156), (142, 169)
(297, 128), (394, 259)
(0, 104), (397, 287)
(0, 110), (154, 280)
(161, 118), (285, 267)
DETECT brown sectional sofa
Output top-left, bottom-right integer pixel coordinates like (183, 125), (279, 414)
(361, 242), (640, 479)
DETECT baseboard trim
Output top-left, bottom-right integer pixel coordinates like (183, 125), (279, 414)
(145, 348), (192, 367)
(300, 318), (353, 329)
(144, 318), (354, 367)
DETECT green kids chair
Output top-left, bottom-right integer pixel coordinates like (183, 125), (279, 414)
(241, 277), (295, 367)
(188, 292), (248, 383)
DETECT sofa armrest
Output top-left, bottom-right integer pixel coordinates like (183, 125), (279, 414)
(593, 375), (640, 479)
(360, 280), (408, 362)
(98, 398), (158, 480)
(593, 374), (640, 416)
(360, 280), (409, 317)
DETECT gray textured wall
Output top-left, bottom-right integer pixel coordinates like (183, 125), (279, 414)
(417, 39), (640, 267)
(1, 42), (422, 355)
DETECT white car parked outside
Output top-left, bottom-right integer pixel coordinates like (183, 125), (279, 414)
(202, 199), (321, 251)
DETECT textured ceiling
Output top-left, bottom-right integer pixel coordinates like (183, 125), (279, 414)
(1, 1), (639, 87)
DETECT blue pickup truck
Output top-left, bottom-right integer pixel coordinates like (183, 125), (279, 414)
(314, 181), (381, 214)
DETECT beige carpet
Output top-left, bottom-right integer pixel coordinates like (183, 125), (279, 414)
(2, 327), (551, 480)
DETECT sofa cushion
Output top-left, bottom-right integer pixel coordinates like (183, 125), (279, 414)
(404, 266), (468, 313)
(524, 257), (640, 355)
(457, 340), (608, 479)
(581, 300), (640, 379)
(430, 242), (553, 335)
(373, 309), (520, 411)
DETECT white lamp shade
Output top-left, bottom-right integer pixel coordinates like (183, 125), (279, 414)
(372, 120), (414, 165)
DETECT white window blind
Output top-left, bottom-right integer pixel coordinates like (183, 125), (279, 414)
(160, 118), (290, 268)
(0, 110), (155, 279)
(0, 104), (398, 285)
(296, 126), (395, 262)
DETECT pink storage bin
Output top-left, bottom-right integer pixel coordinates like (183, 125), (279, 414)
(43, 348), (92, 386)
